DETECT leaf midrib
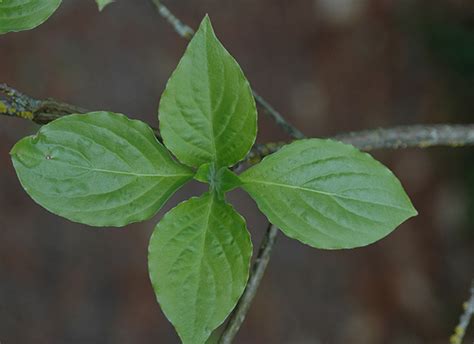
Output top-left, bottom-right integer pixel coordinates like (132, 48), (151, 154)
(204, 25), (218, 164)
(243, 179), (411, 212)
(192, 193), (215, 336)
(51, 161), (192, 178)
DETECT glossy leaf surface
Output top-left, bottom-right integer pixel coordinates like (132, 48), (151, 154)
(148, 193), (252, 344)
(159, 15), (257, 167)
(241, 139), (417, 249)
(11, 112), (192, 227)
(0, 0), (61, 34)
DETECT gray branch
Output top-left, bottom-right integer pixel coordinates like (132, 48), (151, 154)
(246, 124), (474, 165)
(334, 125), (474, 150)
(450, 280), (474, 344)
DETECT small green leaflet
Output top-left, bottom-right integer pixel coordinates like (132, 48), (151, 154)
(241, 139), (417, 249)
(159, 15), (257, 168)
(96, 0), (114, 11)
(11, 112), (193, 227)
(0, 0), (62, 34)
(148, 193), (252, 344)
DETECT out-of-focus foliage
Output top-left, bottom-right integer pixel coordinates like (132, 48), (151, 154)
(0, 0), (61, 34)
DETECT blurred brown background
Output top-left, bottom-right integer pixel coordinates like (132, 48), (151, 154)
(1, 0), (474, 343)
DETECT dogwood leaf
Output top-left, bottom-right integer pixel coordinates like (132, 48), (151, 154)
(241, 139), (417, 249)
(11, 111), (192, 227)
(148, 193), (252, 344)
(159, 15), (257, 168)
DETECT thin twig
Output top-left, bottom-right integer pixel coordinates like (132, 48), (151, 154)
(150, 0), (194, 40)
(150, 0), (304, 139)
(252, 90), (305, 139)
(450, 280), (474, 344)
(219, 224), (279, 344)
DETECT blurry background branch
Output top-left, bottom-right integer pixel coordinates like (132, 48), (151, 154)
(151, 0), (194, 40)
(450, 280), (474, 344)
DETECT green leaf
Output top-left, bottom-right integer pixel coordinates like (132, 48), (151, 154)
(11, 111), (193, 227)
(95, 0), (114, 11)
(148, 193), (252, 344)
(159, 15), (257, 168)
(241, 139), (417, 249)
(0, 0), (62, 34)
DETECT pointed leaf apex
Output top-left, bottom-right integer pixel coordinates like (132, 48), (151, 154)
(199, 14), (213, 34)
(96, 0), (114, 11)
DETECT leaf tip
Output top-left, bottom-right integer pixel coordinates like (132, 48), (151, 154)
(96, 0), (114, 11)
(200, 13), (213, 31)
(403, 194), (418, 218)
(410, 205), (419, 217)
